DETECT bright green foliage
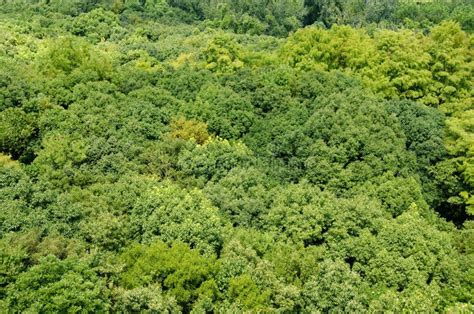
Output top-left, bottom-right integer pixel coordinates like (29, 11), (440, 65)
(352, 208), (461, 298)
(282, 22), (474, 216)
(0, 1), (473, 312)
(112, 284), (180, 313)
(263, 184), (387, 245)
(302, 259), (366, 312)
(4, 255), (109, 312)
(227, 274), (272, 310)
(202, 34), (244, 73)
(282, 22), (473, 109)
(118, 241), (217, 310)
(0, 234), (29, 299)
(0, 159), (35, 236)
(131, 182), (228, 254)
(70, 8), (122, 43)
(38, 36), (112, 79)
(169, 117), (210, 144)
(176, 137), (253, 182)
(428, 22), (473, 112)
(372, 29), (433, 101)
(32, 134), (88, 189)
(281, 25), (376, 72)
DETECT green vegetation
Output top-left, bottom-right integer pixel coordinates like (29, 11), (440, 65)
(0, 0), (473, 312)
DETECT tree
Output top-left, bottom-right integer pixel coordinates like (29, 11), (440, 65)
(117, 241), (218, 310)
(131, 182), (229, 254)
(70, 8), (122, 43)
(112, 284), (180, 313)
(176, 137), (253, 182)
(302, 259), (366, 312)
(0, 108), (37, 161)
(205, 166), (273, 228)
(4, 255), (110, 312)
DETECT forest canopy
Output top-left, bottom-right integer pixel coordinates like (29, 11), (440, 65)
(0, 0), (473, 312)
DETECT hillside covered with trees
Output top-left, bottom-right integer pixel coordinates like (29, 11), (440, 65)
(0, 0), (473, 312)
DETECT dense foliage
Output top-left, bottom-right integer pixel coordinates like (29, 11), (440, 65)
(0, 0), (473, 312)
